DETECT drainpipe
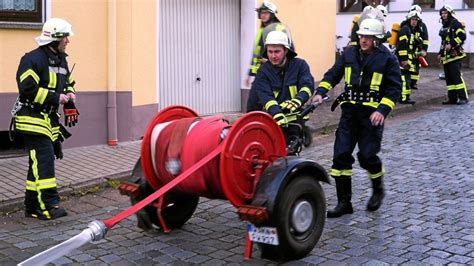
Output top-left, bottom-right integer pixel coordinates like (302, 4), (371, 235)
(107, 0), (118, 146)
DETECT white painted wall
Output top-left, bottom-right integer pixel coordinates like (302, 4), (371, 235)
(241, 0), (257, 89)
(386, 1), (412, 12)
(386, 0), (471, 12)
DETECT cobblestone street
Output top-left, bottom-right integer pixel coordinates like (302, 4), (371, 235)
(1, 103), (473, 265)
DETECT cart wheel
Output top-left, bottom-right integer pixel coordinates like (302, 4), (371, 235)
(132, 185), (199, 230)
(128, 159), (199, 230)
(260, 176), (326, 261)
(157, 193), (199, 229)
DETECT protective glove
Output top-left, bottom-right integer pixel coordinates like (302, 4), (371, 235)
(280, 98), (302, 112)
(53, 141), (63, 160)
(273, 113), (288, 127)
(63, 100), (79, 127)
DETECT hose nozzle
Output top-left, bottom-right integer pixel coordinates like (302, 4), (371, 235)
(88, 220), (107, 241)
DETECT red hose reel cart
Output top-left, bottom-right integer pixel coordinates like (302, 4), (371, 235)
(118, 105), (329, 261)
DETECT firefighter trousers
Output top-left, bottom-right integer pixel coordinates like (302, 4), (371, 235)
(23, 134), (60, 212)
(444, 59), (468, 103)
(331, 104), (384, 180)
(410, 62), (420, 89)
(400, 69), (412, 102)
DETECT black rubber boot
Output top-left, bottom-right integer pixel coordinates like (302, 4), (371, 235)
(327, 177), (353, 218)
(367, 177), (385, 212)
(442, 100), (457, 105)
(401, 95), (416, 105)
(25, 206), (68, 220)
(399, 96), (415, 105)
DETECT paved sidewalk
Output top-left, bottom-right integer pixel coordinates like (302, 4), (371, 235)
(0, 142), (140, 212)
(1, 67), (473, 212)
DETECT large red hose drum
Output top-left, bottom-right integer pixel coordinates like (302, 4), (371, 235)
(140, 106), (287, 207)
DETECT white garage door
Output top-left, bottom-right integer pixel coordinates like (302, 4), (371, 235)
(158, 0), (241, 115)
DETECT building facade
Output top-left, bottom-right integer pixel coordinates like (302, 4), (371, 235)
(0, 0), (336, 148)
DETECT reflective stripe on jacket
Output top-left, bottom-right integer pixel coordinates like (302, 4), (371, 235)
(420, 21), (429, 51)
(439, 18), (466, 64)
(252, 57), (314, 117)
(15, 46), (75, 141)
(396, 24), (419, 73)
(316, 45), (401, 117)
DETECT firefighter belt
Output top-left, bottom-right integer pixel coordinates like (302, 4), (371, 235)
(21, 99), (58, 114)
(331, 90), (380, 111)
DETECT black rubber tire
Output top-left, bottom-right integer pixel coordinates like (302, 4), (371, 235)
(260, 176), (326, 261)
(127, 159), (199, 230)
(156, 193), (199, 229)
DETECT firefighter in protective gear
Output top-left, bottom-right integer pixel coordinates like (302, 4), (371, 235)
(396, 10), (422, 104)
(246, 1), (294, 112)
(246, 1), (280, 87)
(250, 31), (314, 128)
(312, 18), (402, 218)
(438, 5), (469, 105)
(406, 5), (429, 91)
(14, 18), (78, 220)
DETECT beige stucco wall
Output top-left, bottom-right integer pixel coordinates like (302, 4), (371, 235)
(0, 0), (156, 106)
(52, 0), (157, 106)
(0, 29), (38, 93)
(259, 0), (336, 81)
(128, 0), (157, 106)
(0, 0), (108, 93)
(53, 0), (109, 91)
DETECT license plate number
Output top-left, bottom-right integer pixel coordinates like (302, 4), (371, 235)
(247, 223), (279, 245)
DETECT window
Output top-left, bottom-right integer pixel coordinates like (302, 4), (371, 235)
(464, 0), (474, 8)
(412, 0), (435, 9)
(0, 0), (43, 23)
(339, 0), (390, 12)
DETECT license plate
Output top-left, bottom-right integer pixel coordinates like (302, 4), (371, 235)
(247, 223), (279, 245)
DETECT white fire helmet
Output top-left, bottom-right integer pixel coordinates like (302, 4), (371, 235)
(256, 1), (278, 14)
(406, 10), (421, 20)
(376, 5), (388, 18)
(358, 5), (385, 26)
(356, 18), (385, 39)
(410, 4), (422, 14)
(440, 4), (455, 16)
(35, 18), (74, 46)
(265, 31), (290, 49)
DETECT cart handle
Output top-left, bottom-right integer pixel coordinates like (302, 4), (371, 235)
(299, 95), (329, 117)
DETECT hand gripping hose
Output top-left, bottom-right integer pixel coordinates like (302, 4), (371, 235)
(19, 145), (221, 265)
